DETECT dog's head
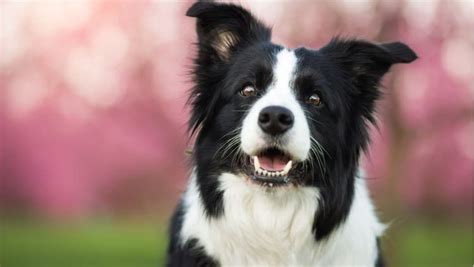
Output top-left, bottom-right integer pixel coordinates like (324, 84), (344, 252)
(186, 2), (416, 238)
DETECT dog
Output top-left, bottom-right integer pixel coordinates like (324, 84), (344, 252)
(166, 2), (417, 266)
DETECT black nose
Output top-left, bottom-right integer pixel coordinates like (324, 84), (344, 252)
(258, 106), (294, 135)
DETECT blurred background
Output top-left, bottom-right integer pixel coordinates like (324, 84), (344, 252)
(1, 0), (472, 266)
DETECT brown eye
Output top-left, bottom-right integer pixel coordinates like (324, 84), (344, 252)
(306, 93), (322, 106)
(240, 85), (257, 97)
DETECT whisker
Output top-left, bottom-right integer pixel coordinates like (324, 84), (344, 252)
(303, 108), (325, 127)
(306, 136), (330, 185)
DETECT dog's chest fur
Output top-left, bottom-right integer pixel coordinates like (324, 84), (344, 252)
(180, 172), (384, 266)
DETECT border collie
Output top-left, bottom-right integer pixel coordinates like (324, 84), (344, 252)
(167, 2), (417, 266)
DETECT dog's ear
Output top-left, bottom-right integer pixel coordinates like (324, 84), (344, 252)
(321, 38), (417, 88)
(320, 38), (417, 122)
(187, 2), (271, 62)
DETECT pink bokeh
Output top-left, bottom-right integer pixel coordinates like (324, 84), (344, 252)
(1, 0), (472, 219)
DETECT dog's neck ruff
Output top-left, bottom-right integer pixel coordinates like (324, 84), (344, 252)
(179, 171), (384, 266)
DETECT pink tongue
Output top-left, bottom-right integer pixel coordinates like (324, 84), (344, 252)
(258, 155), (288, 171)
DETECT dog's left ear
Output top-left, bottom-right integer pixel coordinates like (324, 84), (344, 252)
(187, 2), (271, 62)
(321, 38), (417, 88)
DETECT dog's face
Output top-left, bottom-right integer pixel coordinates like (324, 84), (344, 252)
(222, 46), (331, 187)
(187, 2), (416, 237)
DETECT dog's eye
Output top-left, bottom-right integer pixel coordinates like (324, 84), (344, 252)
(306, 93), (322, 106)
(240, 85), (257, 97)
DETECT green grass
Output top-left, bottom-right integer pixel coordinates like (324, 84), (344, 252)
(388, 220), (473, 267)
(1, 221), (167, 267)
(1, 219), (472, 267)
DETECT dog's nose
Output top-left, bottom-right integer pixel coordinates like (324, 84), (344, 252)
(258, 106), (294, 135)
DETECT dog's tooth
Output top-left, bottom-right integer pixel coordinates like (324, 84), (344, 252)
(253, 156), (260, 170)
(269, 183), (274, 187)
(283, 160), (293, 174)
(261, 169), (268, 176)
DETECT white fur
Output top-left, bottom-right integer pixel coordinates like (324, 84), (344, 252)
(180, 171), (384, 267)
(240, 49), (311, 161)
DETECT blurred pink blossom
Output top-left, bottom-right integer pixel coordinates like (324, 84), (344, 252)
(1, 0), (472, 219)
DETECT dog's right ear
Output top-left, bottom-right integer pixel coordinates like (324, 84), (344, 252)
(186, 2), (271, 62)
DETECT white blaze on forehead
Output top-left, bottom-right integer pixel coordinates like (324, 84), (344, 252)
(240, 48), (311, 161)
(273, 49), (298, 90)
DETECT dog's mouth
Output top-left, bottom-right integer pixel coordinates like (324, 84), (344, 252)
(244, 147), (300, 187)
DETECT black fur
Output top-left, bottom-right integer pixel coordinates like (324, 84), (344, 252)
(375, 238), (385, 267)
(186, 2), (276, 219)
(166, 201), (218, 267)
(167, 2), (416, 266)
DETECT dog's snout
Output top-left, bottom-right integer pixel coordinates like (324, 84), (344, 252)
(258, 106), (294, 135)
